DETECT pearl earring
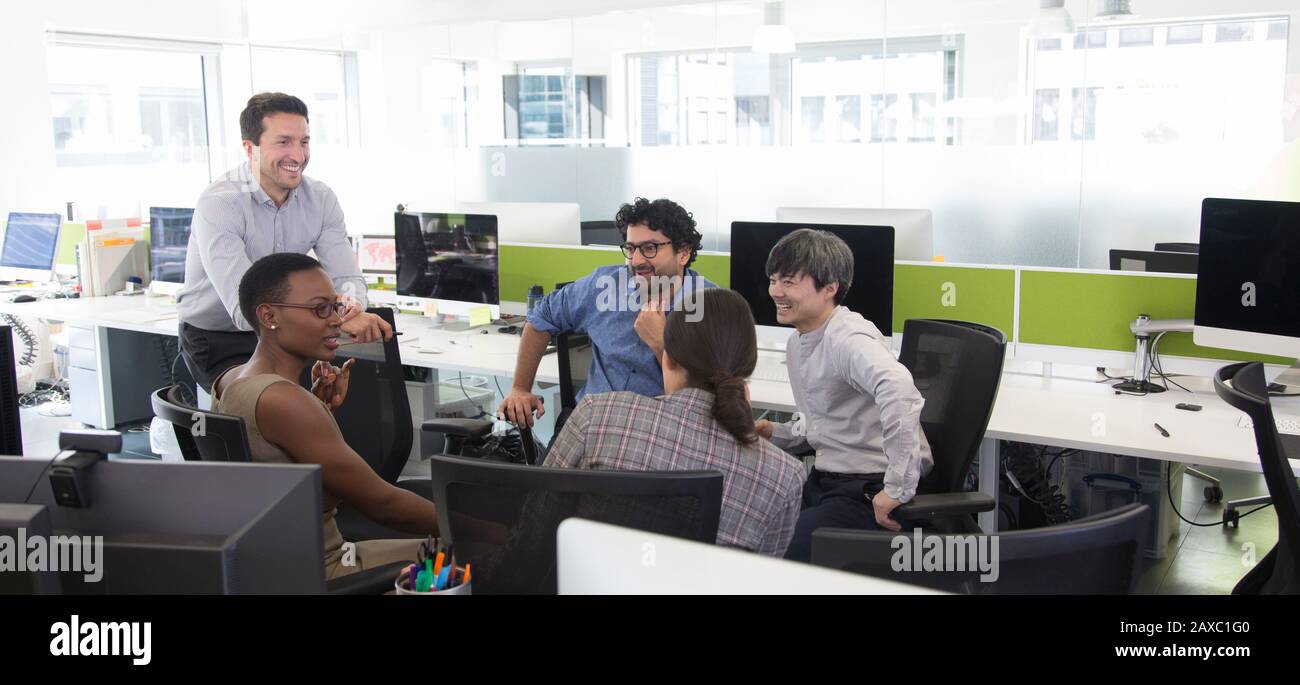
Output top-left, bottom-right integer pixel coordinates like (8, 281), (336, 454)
(270, 325), (278, 330)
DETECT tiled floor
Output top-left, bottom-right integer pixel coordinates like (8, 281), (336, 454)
(1133, 467), (1278, 595)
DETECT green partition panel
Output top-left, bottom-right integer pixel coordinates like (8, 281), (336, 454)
(892, 264), (1016, 338)
(499, 244), (729, 302)
(1019, 269), (1294, 364)
(57, 223), (87, 267)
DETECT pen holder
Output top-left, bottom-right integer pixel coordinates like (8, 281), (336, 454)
(395, 566), (471, 595)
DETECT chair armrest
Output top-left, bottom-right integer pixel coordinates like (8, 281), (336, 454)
(421, 418), (494, 440)
(895, 492), (995, 521)
(326, 561), (411, 596)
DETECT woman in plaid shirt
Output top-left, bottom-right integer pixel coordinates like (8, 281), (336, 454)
(544, 288), (805, 555)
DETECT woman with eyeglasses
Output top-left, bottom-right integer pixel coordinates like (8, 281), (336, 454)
(211, 252), (437, 579)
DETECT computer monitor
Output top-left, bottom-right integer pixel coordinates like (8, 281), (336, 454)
(580, 220), (623, 247)
(731, 221), (894, 348)
(0, 456), (326, 594)
(1154, 242), (1199, 254)
(394, 211), (500, 320)
(354, 235), (396, 275)
(1193, 198), (1300, 359)
(1108, 249), (1198, 274)
(458, 201), (580, 245)
(148, 206), (193, 295)
(0, 212), (62, 282)
(0, 504), (61, 594)
(775, 207), (933, 261)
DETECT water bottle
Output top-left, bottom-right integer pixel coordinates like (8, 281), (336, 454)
(527, 284), (543, 314)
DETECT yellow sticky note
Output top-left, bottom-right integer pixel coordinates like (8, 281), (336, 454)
(468, 305), (492, 327)
(423, 300), (439, 317)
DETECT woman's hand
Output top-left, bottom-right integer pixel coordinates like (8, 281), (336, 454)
(311, 358), (356, 410)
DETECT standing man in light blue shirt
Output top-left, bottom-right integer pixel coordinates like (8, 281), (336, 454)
(177, 92), (391, 392)
(497, 197), (715, 429)
(753, 229), (933, 561)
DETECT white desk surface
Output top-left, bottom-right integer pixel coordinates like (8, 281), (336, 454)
(5, 294), (1296, 476)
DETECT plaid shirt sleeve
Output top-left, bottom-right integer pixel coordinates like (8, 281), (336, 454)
(542, 397), (593, 468)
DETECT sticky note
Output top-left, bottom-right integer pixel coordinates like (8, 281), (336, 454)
(423, 300), (439, 317)
(468, 305), (491, 327)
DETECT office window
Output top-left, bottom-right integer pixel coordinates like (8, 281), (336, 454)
(1074, 29), (1108, 50)
(735, 95), (771, 146)
(834, 95), (862, 143)
(519, 67), (571, 140)
(870, 94), (898, 142)
(1034, 89), (1060, 141)
(251, 47), (358, 148)
(799, 96), (826, 144)
(426, 59), (477, 148)
(1029, 17), (1289, 145)
(628, 51), (753, 146)
(1071, 87), (1100, 141)
(909, 93), (936, 142)
(1268, 20), (1288, 41)
(1166, 24), (1204, 45)
(629, 36), (957, 147)
(1118, 27), (1155, 47)
(1215, 22), (1254, 43)
(46, 38), (216, 215)
(1036, 38), (1063, 52)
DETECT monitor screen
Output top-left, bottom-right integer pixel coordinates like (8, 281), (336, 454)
(730, 221), (894, 336)
(1, 212), (61, 272)
(149, 207), (194, 284)
(394, 212), (499, 306)
(1195, 198), (1300, 341)
(356, 235), (397, 274)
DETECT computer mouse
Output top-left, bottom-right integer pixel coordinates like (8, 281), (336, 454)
(10, 294), (37, 303)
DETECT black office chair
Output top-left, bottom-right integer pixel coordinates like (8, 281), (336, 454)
(1214, 362), (1300, 594)
(428, 453), (723, 594)
(306, 308), (437, 541)
(812, 503), (1150, 594)
(1, 325), (23, 456)
(553, 330), (592, 436)
(891, 319), (1008, 531)
(150, 385), (248, 462)
(1154, 242), (1199, 254)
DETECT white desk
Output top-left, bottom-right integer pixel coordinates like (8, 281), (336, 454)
(5, 294), (1295, 533)
(0, 294), (558, 429)
(749, 358), (1300, 532)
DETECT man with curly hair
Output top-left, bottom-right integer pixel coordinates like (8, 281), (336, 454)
(497, 197), (716, 429)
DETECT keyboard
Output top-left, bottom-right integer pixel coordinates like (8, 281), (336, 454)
(1238, 414), (1300, 436)
(750, 359), (788, 383)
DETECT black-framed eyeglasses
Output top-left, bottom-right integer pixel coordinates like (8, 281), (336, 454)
(620, 240), (673, 259)
(267, 301), (348, 319)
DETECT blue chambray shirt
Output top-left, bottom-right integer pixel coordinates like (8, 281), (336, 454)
(526, 264), (716, 399)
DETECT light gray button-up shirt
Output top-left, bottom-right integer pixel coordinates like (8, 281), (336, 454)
(769, 306), (933, 502)
(176, 163), (367, 332)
